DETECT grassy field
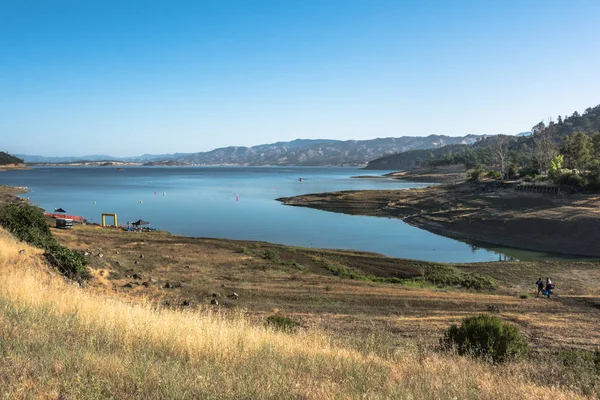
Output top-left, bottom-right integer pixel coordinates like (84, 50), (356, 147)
(50, 224), (600, 352)
(2, 227), (600, 399)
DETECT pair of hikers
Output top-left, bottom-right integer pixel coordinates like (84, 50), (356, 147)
(536, 277), (555, 298)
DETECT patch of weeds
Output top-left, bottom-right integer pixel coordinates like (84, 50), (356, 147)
(486, 304), (501, 313)
(323, 261), (371, 281)
(291, 262), (306, 271)
(420, 265), (497, 290)
(324, 285), (331, 291)
(236, 246), (249, 254)
(265, 314), (300, 333)
(262, 249), (279, 263)
(519, 293), (529, 299)
(529, 349), (600, 396)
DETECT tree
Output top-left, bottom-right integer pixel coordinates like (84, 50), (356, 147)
(591, 133), (600, 160)
(532, 123), (556, 175)
(548, 154), (564, 177)
(562, 132), (591, 171)
(490, 135), (509, 179)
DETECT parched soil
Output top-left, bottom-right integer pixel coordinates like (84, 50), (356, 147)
(386, 165), (467, 183)
(0, 164), (29, 172)
(278, 181), (600, 258)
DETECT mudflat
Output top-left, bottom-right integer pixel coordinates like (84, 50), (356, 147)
(386, 164), (467, 183)
(278, 181), (600, 258)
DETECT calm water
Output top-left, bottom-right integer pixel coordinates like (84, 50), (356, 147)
(0, 166), (551, 262)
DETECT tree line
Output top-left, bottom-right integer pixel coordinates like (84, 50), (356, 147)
(425, 104), (600, 190)
(0, 152), (24, 166)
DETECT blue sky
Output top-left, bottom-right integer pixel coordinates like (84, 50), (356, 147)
(1, 0), (599, 157)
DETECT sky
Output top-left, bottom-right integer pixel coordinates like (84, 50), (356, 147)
(1, 0), (599, 157)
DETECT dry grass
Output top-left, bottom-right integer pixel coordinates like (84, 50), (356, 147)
(49, 224), (600, 354)
(1, 227), (596, 398)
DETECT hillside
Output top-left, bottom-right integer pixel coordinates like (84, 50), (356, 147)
(3, 227), (595, 399)
(17, 135), (486, 166)
(172, 135), (485, 166)
(367, 104), (600, 172)
(364, 143), (471, 169)
(539, 104), (600, 138)
(0, 151), (24, 165)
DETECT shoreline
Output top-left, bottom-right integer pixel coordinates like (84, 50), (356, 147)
(277, 181), (600, 258)
(4, 169), (597, 259)
(0, 164), (30, 172)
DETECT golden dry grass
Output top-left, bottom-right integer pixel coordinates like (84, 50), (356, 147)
(0, 227), (597, 399)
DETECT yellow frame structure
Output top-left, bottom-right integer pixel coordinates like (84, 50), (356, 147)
(101, 213), (118, 227)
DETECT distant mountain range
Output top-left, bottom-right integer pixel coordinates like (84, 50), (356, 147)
(18, 135), (496, 166)
(16, 153), (194, 163)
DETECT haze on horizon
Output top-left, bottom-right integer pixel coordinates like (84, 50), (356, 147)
(1, 0), (599, 157)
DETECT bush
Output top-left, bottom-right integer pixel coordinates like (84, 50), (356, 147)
(262, 249), (279, 262)
(0, 203), (54, 249)
(45, 243), (91, 280)
(584, 163), (600, 191)
(421, 265), (497, 290)
(553, 170), (587, 188)
(0, 203), (90, 280)
(467, 167), (485, 181)
(485, 170), (502, 180)
(518, 165), (540, 179)
(441, 314), (528, 363)
(265, 314), (300, 333)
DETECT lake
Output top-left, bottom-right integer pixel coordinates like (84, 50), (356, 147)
(0, 166), (551, 262)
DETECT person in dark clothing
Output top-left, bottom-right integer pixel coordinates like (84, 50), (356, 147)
(536, 278), (544, 297)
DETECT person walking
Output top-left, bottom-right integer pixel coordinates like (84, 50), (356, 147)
(536, 278), (544, 297)
(545, 277), (554, 298)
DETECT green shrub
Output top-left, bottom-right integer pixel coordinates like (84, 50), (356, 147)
(265, 314), (300, 333)
(45, 243), (91, 280)
(467, 167), (485, 181)
(485, 170), (502, 180)
(421, 265), (497, 290)
(518, 165), (540, 179)
(324, 261), (370, 281)
(0, 203), (54, 249)
(262, 249), (279, 262)
(442, 314), (528, 363)
(519, 293), (529, 299)
(553, 170), (587, 188)
(0, 203), (90, 280)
